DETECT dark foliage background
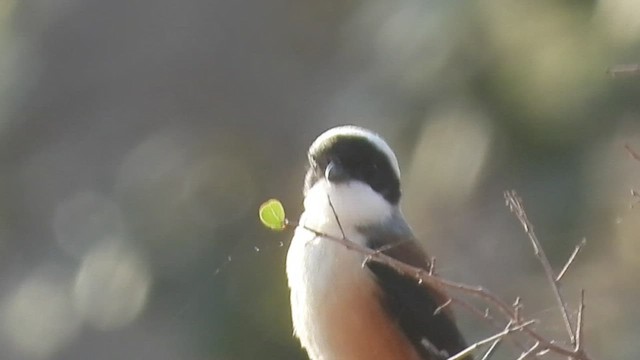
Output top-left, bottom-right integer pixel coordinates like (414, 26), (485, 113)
(0, 0), (639, 359)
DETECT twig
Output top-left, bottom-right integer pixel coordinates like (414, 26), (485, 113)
(374, 239), (413, 253)
(363, 239), (415, 268)
(434, 299), (453, 315)
(630, 189), (640, 209)
(447, 295), (535, 356)
(536, 348), (550, 356)
(481, 320), (512, 360)
(624, 143), (640, 162)
(516, 342), (540, 360)
(429, 257), (437, 275)
(326, 193), (346, 239)
(421, 338), (449, 360)
(447, 320), (536, 360)
(513, 297), (522, 323)
(625, 144), (640, 210)
(608, 64), (640, 77)
(556, 238), (587, 282)
(575, 290), (586, 353)
(504, 190), (576, 345)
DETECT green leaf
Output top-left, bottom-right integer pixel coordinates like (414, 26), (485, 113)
(259, 199), (286, 231)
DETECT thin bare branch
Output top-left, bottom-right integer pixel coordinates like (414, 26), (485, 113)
(630, 189), (640, 209)
(421, 338), (449, 360)
(608, 64), (640, 77)
(556, 238), (587, 282)
(480, 320), (512, 360)
(504, 190), (576, 344)
(429, 257), (437, 275)
(516, 342), (540, 360)
(576, 290), (586, 353)
(447, 321), (536, 360)
(625, 143), (640, 161)
(513, 297), (522, 323)
(363, 238), (415, 267)
(536, 348), (551, 356)
(373, 239), (413, 254)
(450, 297), (495, 323)
(326, 194), (346, 239)
(449, 296), (536, 355)
(434, 299), (453, 315)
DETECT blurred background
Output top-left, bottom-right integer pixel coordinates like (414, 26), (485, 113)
(0, 0), (639, 359)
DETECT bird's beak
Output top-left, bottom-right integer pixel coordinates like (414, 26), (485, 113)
(325, 161), (349, 183)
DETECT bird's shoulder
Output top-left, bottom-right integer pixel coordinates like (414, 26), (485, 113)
(360, 216), (471, 360)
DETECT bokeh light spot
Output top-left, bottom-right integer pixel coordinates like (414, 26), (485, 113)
(405, 105), (492, 210)
(1, 270), (81, 359)
(73, 242), (151, 331)
(53, 190), (126, 258)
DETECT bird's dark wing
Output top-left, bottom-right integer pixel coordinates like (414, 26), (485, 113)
(361, 217), (470, 360)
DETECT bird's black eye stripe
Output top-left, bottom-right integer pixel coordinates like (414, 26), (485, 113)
(366, 161), (379, 176)
(305, 135), (401, 204)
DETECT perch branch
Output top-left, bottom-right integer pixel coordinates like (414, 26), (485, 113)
(282, 190), (593, 359)
(291, 220), (591, 360)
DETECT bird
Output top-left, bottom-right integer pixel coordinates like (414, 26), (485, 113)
(286, 125), (470, 360)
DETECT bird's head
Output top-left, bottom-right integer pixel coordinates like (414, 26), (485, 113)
(303, 126), (402, 227)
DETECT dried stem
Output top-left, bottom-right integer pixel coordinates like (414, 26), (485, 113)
(625, 143), (640, 210)
(556, 238), (587, 282)
(447, 294), (535, 358)
(429, 257), (437, 275)
(624, 143), (640, 162)
(516, 342), (540, 360)
(480, 320), (512, 360)
(608, 64), (640, 77)
(575, 290), (586, 353)
(326, 193), (346, 239)
(434, 299), (453, 315)
(630, 189), (640, 209)
(504, 190), (576, 345)
(448, 294), (533, 354)
(448, 321), (536, 360)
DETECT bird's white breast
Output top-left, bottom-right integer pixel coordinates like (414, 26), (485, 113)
(286, 180), (399, 359)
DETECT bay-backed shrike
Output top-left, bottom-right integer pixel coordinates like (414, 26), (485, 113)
(286, 126), (469, 360)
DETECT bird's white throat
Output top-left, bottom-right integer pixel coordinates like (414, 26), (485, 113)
(300, 179), (393, 240)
